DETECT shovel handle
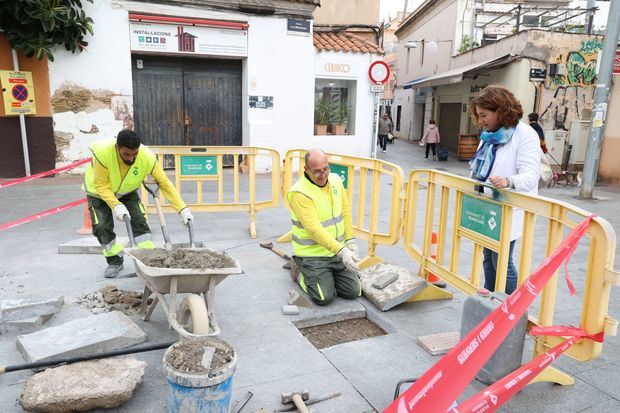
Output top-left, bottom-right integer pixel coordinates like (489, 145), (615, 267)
(188, 219), (196, 248)
(124, 216), (135, 247)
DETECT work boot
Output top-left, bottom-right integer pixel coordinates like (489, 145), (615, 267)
(104, 263), (124, 278)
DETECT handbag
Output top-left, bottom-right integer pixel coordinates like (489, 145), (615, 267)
(540, 153), (552, 185)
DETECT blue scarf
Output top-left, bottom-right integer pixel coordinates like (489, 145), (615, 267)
(469, 126), (515, 181)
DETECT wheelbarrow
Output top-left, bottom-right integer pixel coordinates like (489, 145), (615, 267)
(123, 215), (242, 338)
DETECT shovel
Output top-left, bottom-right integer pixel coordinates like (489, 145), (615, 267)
(143, 183), (172, 250)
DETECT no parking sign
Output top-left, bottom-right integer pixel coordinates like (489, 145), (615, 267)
(0, 70), (37, 115)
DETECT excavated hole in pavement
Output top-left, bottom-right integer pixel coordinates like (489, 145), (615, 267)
(132, 248), (236, 269)
(298, 317), (387, 349)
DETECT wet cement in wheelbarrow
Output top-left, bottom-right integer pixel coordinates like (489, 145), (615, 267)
(132, 248), (237, 269)
(166, 339), (235, 373)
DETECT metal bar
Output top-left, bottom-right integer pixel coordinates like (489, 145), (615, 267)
(517, 211), (537, 286)
(11, 49), (31, 177)
(357, 167), (367, 229)
(481, 5), (520, 28)
(543, 9), (590, 29)
(234, 155), (239, 204)
(580, 0), (620, 198)
(218, 155), (224, 204)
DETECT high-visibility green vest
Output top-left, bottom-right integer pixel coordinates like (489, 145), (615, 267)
(288, 173), (345, 257)
(82, 138), (157, 198)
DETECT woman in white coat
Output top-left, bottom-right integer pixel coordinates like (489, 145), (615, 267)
(469, 86), (541, 294)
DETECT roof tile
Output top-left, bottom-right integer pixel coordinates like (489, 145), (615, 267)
(313, 31), (384, 55)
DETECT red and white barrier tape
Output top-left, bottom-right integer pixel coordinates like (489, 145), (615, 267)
(0, 158), (92, 189)
(0, 198), (87, 232)
(450, 326), (604, 413)
(383, 215), (594, 413)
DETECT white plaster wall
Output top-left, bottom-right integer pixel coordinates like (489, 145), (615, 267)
(393, 87), (414, 140)
(313, 51), (379, 158)
(244, 16), (314, 163)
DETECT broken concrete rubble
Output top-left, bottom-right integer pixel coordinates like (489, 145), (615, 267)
(20, 356), (147, 413)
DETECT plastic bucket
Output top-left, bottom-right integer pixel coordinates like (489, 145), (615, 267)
(163, 337), (237, 413)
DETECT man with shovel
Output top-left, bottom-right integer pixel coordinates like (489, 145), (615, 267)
(82, 129), (193, 278)
(287, 149), (361, 306)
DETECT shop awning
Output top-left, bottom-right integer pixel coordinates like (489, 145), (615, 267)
(402, 76), (428, 90)
(403, 54), (517, 89)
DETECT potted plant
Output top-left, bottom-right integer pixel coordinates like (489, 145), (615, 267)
(314, 99), (332, 135)
(332, 101), (349, 135)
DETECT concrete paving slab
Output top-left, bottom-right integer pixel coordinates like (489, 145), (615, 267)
(57, 236), (129, 254)
(0, 314), (52, 335)
(0, 295), (63, 322)
(360, 262), (428, 311)
(16, 310), (147, 363)
(578, 398), (620, 412)
(233, 369), (374, 413)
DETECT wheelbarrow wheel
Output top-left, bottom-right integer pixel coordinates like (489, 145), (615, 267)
(178, 294), (210, 335)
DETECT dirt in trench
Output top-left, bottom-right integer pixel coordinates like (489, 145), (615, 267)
(166, 339), (235, 373)
(299, 318), (387, 349)
(132, 248), (237, 269)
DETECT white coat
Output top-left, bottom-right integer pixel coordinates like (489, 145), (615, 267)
(481, 121), (541, 241)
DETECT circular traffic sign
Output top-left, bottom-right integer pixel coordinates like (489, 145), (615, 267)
(12, 84), (28, 102)
(368, 61), (390, 84)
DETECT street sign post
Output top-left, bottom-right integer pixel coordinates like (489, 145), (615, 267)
(368, 61), (390, 159)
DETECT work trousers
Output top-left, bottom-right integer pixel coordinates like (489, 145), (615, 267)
(293, 255), (362, 306)
(87, 191), (151, 265)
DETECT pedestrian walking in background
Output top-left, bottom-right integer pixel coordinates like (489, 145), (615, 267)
(378, 113), (393, 153)
(528, 112), (548, 153)
(421, 119), (441, 160)
(469, 86), (541, 294)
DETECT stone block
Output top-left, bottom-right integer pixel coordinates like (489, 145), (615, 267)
(0, 314), (52, 335)
(16, 311), (147, 363)
(287, 289), (312, 308)
(0, 296), (64, 322)
(360, 262), (427, 311)
(20, 356), (147, 412)
(282, 305), (300, 315)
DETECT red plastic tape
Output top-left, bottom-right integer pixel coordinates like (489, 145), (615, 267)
(0, 158), (92, 189)
(383, 216), (593, 413)
(0, 198), (87, 231)
(450, 326), (604, 413)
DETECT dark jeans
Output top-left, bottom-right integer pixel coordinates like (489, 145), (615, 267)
(483, 240), (518, 294)
(425, 143), (437, 158)
(88, 191), (151, 265)
(378, 134), (388, 150)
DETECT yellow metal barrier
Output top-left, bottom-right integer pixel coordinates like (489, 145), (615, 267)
(403, 169), (618, 385)
(141, 146), (281, 239)
(280, 149), (404, 268)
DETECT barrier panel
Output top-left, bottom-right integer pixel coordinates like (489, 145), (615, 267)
(142, 146), (281, 239)
(402, 169), (619, 385)
(280, 149), (404, 268)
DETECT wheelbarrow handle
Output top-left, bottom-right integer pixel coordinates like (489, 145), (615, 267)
(187, 219), (196, 248)
(124, 215), (136, 247)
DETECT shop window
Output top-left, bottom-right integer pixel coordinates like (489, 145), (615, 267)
(314, 78), (357, 136)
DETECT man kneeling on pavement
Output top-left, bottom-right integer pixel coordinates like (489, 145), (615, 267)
(288, 149), (362, 306)
(82, 129), (193, 278)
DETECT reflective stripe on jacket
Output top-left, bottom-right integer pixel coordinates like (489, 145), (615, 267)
(82, 139), (157, 199)
(288, 173), (345, 257)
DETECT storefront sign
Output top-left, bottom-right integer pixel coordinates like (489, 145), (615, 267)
(329, 163), (349, 188)
(323, 63), (351, 73)
(287, 19), (311, 36)
(0, 70), (37, 115)
(460, 195), (502, 241)
(129, 22), (247, 57)
(180, 156), (217, 176)
(249, 96), (273, 109)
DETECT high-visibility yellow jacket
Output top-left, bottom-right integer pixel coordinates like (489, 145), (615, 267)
(288, 173), (353, 257)
(82, 139), (186, 211)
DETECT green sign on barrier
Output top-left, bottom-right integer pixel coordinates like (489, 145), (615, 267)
(460, 195), (502, 241)
(329, 163), (349, 189)
(180, 156), (217, 176)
